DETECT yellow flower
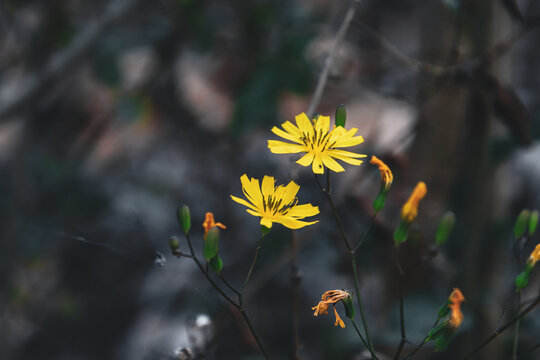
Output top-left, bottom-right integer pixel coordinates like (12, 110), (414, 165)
(312, 290), (351, 328)
(528, 243), (540, 267)
(202, 212), (226, 240)
(268, 112), (366, 174)
(401, 181), (428, 222)
(230, 174), (319, 229)
(448, 288), (465, 328)
(370, 155), (393, 190)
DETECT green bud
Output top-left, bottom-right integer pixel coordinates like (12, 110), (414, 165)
(373, 189), (389, 212)
(437, 301), (451, 319)
(209, 255), (223, 274)
(203, 228), (220, 261)
(427, 322), (446, 341)
(529, 210), (539, 236)
(394, 220), (410, 245)
(513, 209), (531, 238)
(515, 270), (530, 291)
(342, 294), (356, 319)
(177, 204), (191, 234)
(169, 236), (180, 255)
(261, 225), (270, 236)
(335, 104), (347, 128)
(435, 211), (455, 246)
(434, 328), (453, 351)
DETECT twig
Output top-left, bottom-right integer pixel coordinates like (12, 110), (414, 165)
(0, 0), (144, 119)
(463, 292), (540, 359)
(306, 0), (360, 117)
(242, 234), (265, 297)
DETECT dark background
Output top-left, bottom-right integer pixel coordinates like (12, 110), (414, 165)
(1, 0), (540, 359)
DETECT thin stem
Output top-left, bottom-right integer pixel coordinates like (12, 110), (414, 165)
(242, 234), (265, 296)
(290, 229), (301, 359)
(463, 293), (540, 359)
(240, 309), (271, 360)
(353, 213), (377, 252)
(183, 233), (270, 359)
(518, 342), (540, 359)
(184, 233), (239, 308)
(402, 318), (441, 360)
(306, 0), (360, 116)
(216, 272), (241, 297)
(351, 253), (376, 360)
(393, 245), (407, 360)
(350, 318), (369, 351)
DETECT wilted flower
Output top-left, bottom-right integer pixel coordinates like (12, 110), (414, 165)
(528, 243), (540, 267)
(401, 182), (428, 222)
(448, 288), (465, 328)
(231, 174), (319, 229)
(268, 112), (366, 174)
(370, 155), (393, 190)
(312, 290), (352, 328)
(202, 212), (226, 240)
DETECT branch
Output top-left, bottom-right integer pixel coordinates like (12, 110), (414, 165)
(0, 0), (144, 120)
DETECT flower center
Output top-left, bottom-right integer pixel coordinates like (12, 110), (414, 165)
(262, 195), (297, 216)
(300, 127), (336, 153)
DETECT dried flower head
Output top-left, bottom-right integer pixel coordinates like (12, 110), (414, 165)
(231, 174), (319, 229)
(268, 113), (366, 174)
(448, 288), (465, 328)
(370, 155), (393, 190)
(528, 243), (540, 267)
(312, 290), (351, 328)
(401, 182), (428, 222)
(202, 212), (226, 239)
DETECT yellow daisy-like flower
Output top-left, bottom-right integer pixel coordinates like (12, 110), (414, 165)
(370, 155), (393, 190)
(448, 288), (465, 328)
(268, 112), (367, 174)
(230, 174), (319, 229)
(312, 290), (351, 328)
(401, 181), (428, 222)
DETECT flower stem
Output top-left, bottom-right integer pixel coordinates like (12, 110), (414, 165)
(393, 245), (407, 360)
(290, 229), (302, 359)
(463, 292), (540, 359)
(183, 233), (270, 359)
(242, 234), (265, 295)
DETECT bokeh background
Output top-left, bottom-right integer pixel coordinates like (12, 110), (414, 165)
(1, 0), (540, 359)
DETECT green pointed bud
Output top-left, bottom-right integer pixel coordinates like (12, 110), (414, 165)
(169, 235), (180, 255)
(178, 205), (191, 234)
(335, 104), (347, 128)
(373, 189), (389, 212)
(515, 270), (530, 291)
(437, 301), (451, 319)
(261, 225), (270, 236)
(203, 228), (220, 261)
(342, 293), (355, 319)
(394, 220), (410, 245)
(528, 210), (539, 236)
(435, 211), (455, 245)
(209, 255), (223, 274)
(434, 328), (453, 351)
(513, 209), (530, 238)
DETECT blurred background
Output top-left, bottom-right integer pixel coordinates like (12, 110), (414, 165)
(1, 0), (540, 359)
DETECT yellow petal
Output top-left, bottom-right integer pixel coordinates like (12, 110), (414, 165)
(282, 121), (302, 138)
(312, 154), (324, 174)
(240, 175), (263, 208)
(295, 113), (314, 137)
(261, 175), (275, 199)
(315, 115), (330, 133)
(275, 216), (318, 229)
(280, 180), (300, 205)
(321, 154), (345, 172)
(246, 209), (262, 217)
(296, 152), (315, 166)
(260, 217), (273, 228)
(271, 126), (303, 144)
(287, 203), (320, 217)
(230, 195), (259, 212)
(268, 140), (306, 154)
(333, 131), (364, 147)
(334, 307), (345, 328)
